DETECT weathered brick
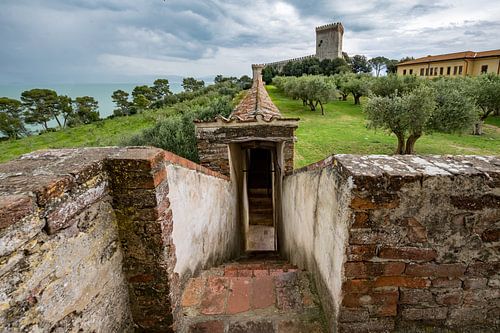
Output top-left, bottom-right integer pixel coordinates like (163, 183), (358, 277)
(406, 263), (466, 277)
(338, 317), (395, 333)
(343, 279), (372, 293)
(374, 276), (430, 288)
(350, 194), (399, 210)
(349, 229), (400, 245)
(339, 308), (370, 322)
(403, 217), (428, 243)
(227, 277), (251, 314)
(447, 307), (487, 325)
(400, 289), (434, 305)
(378, 247), (437, 262)
(342, 290), (399, 309)
(431, 278), (462, 288)
(347, 245), (377, 261)
(345, 262), (405, 278)
(200, 277), (228, 315)
(352, 212), (369, 228)
(251, 276), (275, 309)
(482, 228), (500, 242)
(463, 277), (488, 290)
(466, 261), (500, 277)
(189, 320), (224, 333)
(435, 290), (463, 305)
(228, 321), (274, 333)
(402, 307), (448, 321)
(181, 277), (206, 307)
(0, 194), (36, 230)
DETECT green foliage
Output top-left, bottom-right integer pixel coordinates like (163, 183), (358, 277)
(126, 95), (233, 161)
(429, 78), (478, 134)
(182, 77), (205, 92)
(468, 74), (500, 134)
(351, 55), (372, 74)
(370, 74), (422, 97)
(21, 89), (60, 130)
(69, 96), (100, 126)
(273, 75), (337, 115)
(267, 85), (500, 167)
(112, 90), (132, 116)
(344, 74), (372, 105)
(0, 97), (27, 139)
(365, 81), (478, 154)
(369, 56), (389, 76)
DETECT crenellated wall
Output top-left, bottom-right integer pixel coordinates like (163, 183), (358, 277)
(282, 154), (500, 333)
(0, 147), (239, 332)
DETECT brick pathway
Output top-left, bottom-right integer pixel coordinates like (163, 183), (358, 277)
(178, 259), (326, 333)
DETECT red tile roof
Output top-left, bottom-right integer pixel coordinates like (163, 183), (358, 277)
(397, 49), (500, 66)
(229, 74), (282, 122)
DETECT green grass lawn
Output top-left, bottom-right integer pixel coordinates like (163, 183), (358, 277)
(0, 112), (158, 163)
(266, 85), (500, 168)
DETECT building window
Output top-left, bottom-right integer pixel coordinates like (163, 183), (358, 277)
(409, 69), (413, 75)
(458, 66), (463, 75)
(453, 66), (458, 75)
(420, 68), (424, 76)
(440, 67), (444, 75)
(403, 69), (407, 75)
(426, 68), (429, 76)
(481, 65), (488, 73)
(447, 67), (451, 75)
(434, 68), (438, 76)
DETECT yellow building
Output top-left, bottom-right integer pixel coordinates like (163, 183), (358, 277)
(396, 49), (500, 78)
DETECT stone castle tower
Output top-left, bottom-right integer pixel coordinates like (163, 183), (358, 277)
(315, 22), (344, 60)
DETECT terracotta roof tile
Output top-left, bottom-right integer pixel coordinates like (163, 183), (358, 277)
(229, 75), (282, 122)
(397, 49), (500, 66)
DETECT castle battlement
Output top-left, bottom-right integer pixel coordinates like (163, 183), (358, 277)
(315, 22), (344, 33)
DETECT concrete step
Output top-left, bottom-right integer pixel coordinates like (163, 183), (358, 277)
(249, 216), (273, 226)
(177, 261), (327, 333)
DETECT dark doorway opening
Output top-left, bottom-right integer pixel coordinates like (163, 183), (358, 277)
(246, 148), (275, 251)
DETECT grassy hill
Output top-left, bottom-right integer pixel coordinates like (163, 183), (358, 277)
(0, 86), (498, 167)
(0, 112), (157, 163)
(266, 85), (500, 168)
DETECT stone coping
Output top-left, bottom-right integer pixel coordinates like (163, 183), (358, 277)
(0, 147), (229, 231)
(288, 154), (500, 179)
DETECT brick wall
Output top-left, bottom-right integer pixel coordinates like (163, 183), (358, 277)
(0, 148), (134, 332)
(283, 154), (500, 333)
(196, 124), (297, 176)
(0, 147), (238, 332)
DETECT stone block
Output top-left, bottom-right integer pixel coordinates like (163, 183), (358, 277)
(405, 263), (466, 277)
(378, 247), (437, 262)
(463, 277), (488, 290)
(400, 288), (434, 305)
(431, 278), (462, 288)
(344, 262), (405, 278)
(402, 307), (448, 321)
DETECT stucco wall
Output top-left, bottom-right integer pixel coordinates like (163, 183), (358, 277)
(168, 164), (239, 281)
(281, 156), (353, 332)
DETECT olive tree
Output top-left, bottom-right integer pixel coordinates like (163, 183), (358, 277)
(344, 74), (371, 105)
(468, 74), (500, 135)
(365, 82), (477, 154)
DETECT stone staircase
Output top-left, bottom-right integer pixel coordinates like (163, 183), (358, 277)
(247, 188), (275, 251)
(248, 188), (273, 226)
(177, 258), (326, 333)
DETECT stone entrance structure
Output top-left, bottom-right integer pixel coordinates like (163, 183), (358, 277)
(195, 65), (298, 252)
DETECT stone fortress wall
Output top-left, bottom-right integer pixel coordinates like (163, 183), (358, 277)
(265, 22), (344, 71)
(1, 147), (498, 332)
(0, 147), (239, 332)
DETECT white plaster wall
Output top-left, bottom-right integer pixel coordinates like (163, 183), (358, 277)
(282, 167), (352, 332)
(168, 165), (239, 278)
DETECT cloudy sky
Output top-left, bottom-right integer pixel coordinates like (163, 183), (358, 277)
(1, 0), (499, 84)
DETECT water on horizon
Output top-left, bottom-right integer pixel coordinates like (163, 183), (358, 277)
(0, 82), (183, 131)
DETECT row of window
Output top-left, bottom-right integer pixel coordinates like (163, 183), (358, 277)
(402, 65), (489, 76)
